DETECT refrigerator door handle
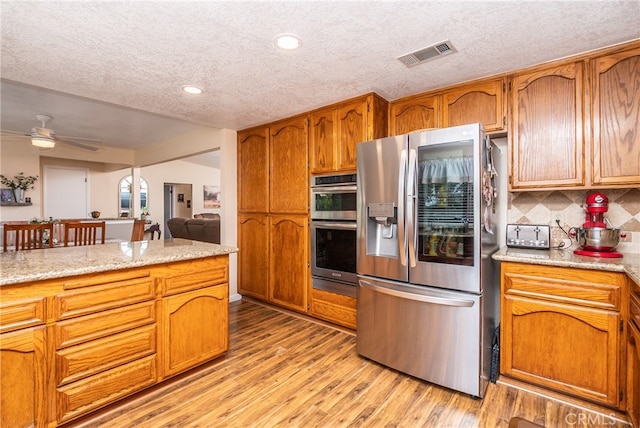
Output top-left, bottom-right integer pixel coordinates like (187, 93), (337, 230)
(406, 149), (417, 267)
(359, 280), (475, 307)
(398, 149), (407, 267)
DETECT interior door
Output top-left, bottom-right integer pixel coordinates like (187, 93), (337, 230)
(44, 166), (88, 219)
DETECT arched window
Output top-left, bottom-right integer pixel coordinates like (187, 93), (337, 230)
(119, 176), (148, 217)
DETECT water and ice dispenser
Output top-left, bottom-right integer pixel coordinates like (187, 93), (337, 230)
(365, 202), (399, 258)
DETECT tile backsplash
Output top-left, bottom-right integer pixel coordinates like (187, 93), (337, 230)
(507, 188), (640, 254)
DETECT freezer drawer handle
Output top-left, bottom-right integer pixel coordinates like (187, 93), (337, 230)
(359, 280), (475, 307)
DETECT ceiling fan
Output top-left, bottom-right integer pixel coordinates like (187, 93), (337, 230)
(2, 114), (103, 151)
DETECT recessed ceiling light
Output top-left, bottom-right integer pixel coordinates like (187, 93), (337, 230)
(274, 34), (302, 50)
(182, 85), (203, 94)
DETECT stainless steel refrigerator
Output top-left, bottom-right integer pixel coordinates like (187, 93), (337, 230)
(356, 123), (500, 398)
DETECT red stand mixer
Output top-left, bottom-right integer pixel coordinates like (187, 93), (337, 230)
(573, 192), (624, 258)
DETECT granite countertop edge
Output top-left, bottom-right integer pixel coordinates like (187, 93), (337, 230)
(0, 239), (239, 286)
(493, 247), (640, 285)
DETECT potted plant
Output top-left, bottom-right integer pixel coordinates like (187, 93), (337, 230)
(141, 208), (150, 221)
(0, 172), (38, 203)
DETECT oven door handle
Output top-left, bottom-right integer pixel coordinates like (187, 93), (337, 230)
(311, 221), (357, 230)
(359, 280), (475, 307)
(311, 185), (357, 194)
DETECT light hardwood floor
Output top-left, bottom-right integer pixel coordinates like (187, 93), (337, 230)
(68, 299), (630, 427)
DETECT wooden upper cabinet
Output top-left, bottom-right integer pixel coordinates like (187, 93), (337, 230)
(337, 99), (369, 171)
(270, 116), (308, 214)
(238, 126), (269, 213)
(591, 45), (640, 186)
(389, 93), (439, 136)
(442, 78), (506, 132)
(309, 93), (388, 174)
(509, 61), (585, 190)
(309, 108), (337, 174)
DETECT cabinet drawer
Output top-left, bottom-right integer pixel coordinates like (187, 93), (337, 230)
(56, 324), (156, 386)
(310, 289), (356, 329)
(502, 262), (625, 310)
(54, 276), (155, 320)
(0, 297), (46, 334)
(56, 355), (157, 424)
(161, 257), (229, 296)
(54, 301), (156, 349)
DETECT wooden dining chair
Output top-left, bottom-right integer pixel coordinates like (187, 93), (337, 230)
(3, 223), (54, 252)
(64, 221), (106, 246)
(131, 219), (146, 241)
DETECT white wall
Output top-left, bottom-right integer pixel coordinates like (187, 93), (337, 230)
(219, 129), (239, 301)
(0, 137), (44, 221)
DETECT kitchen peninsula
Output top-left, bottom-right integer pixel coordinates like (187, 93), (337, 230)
(0, 239), (238, 428)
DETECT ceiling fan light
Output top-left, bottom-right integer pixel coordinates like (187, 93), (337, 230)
(31, 136), (55, 148)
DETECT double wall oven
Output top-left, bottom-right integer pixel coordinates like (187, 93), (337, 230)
(310, 173), (357, 297)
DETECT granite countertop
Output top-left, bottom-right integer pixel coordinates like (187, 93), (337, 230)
(0, 238), (238, 286)
(493, 247), (640, 286)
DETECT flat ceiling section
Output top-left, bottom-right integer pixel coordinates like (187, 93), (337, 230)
(0, 1), (638, 153)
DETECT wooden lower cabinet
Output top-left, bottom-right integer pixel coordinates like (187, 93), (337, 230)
(501, 262), (628, 408)
(163, 284), (228, 377)
(269, 215), (309, 312)
(238, 213), (269, 300)
(0, 255), (230, 427)
(628, 279), (640, 427)
(628, 320), (640, 427)
(0, 326), (47, 428)
(310, 288), (356, 329)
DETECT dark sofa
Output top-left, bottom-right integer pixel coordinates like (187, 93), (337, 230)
(166, 215), (220, 244)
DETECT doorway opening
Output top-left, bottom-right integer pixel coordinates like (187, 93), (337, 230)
(163, 183), (192, 238)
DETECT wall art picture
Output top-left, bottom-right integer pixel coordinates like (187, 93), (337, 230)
(204, 185), (221, 208)
(1, 188), (14, 203)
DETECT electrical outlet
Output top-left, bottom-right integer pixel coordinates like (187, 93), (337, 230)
(551, 210), (564, 226)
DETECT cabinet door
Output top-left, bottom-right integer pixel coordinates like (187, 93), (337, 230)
(628, 320), (640, 428)
(502, 295), (620, 407)
(442, 78), (506, 132)
(162, 284), (228, 377)
(592, 46), (640, 186)
(309, 108), (338, 174)
(1, 326), (47, 428)
(510, 62), (585, 189)
(270, 116), (308, 213)
(237, 214), (269, 301)
(337, 99), (368, 171)
(389, 94), (440, 136)
(238, 126), (269, 213)
(269, 214), (308, 313)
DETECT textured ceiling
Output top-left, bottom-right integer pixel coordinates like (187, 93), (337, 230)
(1, 1), (639, 152)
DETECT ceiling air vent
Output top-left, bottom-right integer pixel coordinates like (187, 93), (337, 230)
(397, 40), (457, 68)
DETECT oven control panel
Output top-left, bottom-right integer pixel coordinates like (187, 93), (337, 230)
(506, 224), (550, 249)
